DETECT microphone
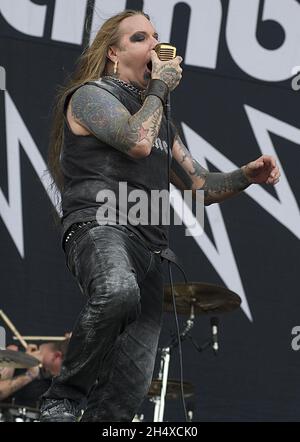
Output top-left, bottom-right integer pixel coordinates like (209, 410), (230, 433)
(154, 43), (177, 61)
(210, 317), (219, 355)
(153, 43), (177, 182)
(153, 43), (177, 120)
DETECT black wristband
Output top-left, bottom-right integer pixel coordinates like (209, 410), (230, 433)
(145, 79), (169, 106)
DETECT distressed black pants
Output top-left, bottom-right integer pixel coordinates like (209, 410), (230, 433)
(44, 225), (164, 422)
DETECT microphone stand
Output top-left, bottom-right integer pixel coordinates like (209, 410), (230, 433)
(186, 317), (221, 356)
(152, 309), (219, 421)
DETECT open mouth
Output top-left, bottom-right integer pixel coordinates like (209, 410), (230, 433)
(147, 61), (152, 72)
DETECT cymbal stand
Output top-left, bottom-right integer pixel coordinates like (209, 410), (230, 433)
(153, 305), (195, 422)
(153, 346), (170, 422)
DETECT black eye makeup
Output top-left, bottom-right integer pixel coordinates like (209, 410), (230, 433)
(130, 32), (159, 43)
(130, 33), (146, 42)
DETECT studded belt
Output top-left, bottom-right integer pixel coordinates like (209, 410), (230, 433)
(63, 221), (97, 247)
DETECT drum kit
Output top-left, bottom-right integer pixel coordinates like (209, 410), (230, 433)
(145, 282), (241, 422)
(0, 403), (40, 422)
(0, 282), (241, 422)
(0, 309), (58, 423)
(0, 347), (41, 422)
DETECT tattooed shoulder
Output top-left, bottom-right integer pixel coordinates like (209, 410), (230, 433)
(70, 85), (135, 153)
(71, 85), (129, 131)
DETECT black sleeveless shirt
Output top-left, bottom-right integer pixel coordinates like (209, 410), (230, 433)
(60, 77), (175, 249)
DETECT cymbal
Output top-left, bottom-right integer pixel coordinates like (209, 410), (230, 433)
(148, 379), (194, 400)
(0, 350), (40, 369)
(164, 282), (241, 315)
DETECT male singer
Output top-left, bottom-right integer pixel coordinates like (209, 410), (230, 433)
(40, 10), (280, 422)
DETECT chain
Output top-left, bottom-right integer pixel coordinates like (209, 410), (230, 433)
(103, 76), (145, 99)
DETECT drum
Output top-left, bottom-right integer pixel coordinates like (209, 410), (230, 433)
(0, 403), (40, 422)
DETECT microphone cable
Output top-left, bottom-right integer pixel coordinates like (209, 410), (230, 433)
(155, 43), (188, 421)
(165, 90), (188, 423)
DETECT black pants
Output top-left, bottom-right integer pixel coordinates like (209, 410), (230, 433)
(44, 225), (164, 422)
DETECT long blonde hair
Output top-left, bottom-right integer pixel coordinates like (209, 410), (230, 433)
(48, 10), (149, 191)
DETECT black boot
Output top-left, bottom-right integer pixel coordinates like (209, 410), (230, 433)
(39, 398), (82, 422)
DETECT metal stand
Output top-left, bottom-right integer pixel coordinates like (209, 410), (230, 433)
(152, 305), (195, 422)
(151, 308), (219, 421)
(153, 347), (171, 422)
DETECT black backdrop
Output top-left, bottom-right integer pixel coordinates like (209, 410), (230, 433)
(1, 0), (300, 421)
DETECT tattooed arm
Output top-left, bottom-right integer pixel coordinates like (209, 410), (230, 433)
(171, 134), (280, 205)
(71, 85), (163, 158)
(70, 51), (183, 158)
(171, 134), (249, 205)
(0, 372), (38, 401)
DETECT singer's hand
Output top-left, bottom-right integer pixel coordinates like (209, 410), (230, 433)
(242, 155), (280, 185)
(150, 50), (183, 91)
